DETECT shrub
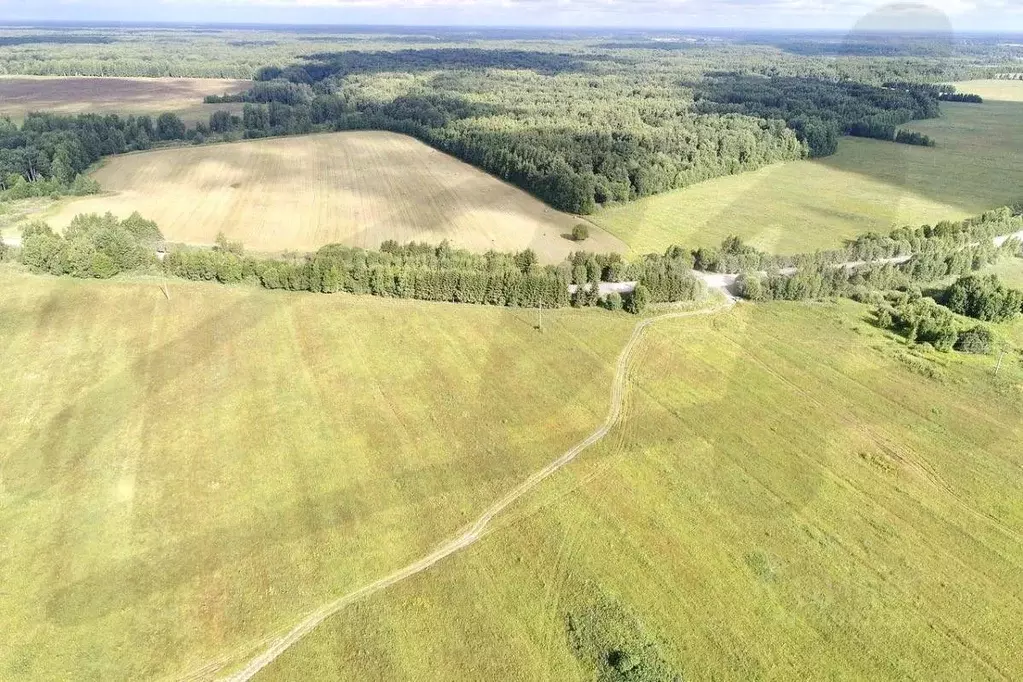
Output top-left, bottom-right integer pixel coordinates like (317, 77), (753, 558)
(572, 223), (590, 241)
(875, 296), (959, 351)
(955, 325), (994, 354)
(604, 291), (623, 311)
(945, 274), (1023, 322)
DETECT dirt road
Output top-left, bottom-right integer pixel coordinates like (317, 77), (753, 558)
(215, 298), (737, 682)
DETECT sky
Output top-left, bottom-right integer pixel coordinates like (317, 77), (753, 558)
(0, 0), (1021, 32)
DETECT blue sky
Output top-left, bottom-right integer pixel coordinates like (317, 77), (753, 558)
(0, 0), (1020, 31)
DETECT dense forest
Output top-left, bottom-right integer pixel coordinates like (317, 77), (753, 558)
(689, 74), (941, 155)
(0, 26), (1017, 80)
(201, 43), (973, 212)
(0, 111), (191, 190)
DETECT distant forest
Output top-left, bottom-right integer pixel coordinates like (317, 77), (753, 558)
(0, 27), (1002, 212)
(198, 45), (976, 212)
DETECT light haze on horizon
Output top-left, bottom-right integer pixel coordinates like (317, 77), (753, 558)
(0, 0), (1020, 32)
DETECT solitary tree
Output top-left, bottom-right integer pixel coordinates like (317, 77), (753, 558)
(626, 284), (650, 314)
(572, 223), (590, 241)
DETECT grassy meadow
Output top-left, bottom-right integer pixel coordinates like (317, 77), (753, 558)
(259, 299), (1023, 682)
(0, 266), (639, 680)
(44, 131), (623, 261)
(0, 76), (248, 124)
(593, 81), (1023, 256)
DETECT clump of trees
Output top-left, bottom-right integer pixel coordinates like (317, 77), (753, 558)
(944, 274), (1023, 322)
(19, 212), (162, 278)
(894, 130), (935, 146)
(874, 292), (1000, 354)
(938, 93), (983, 103)
(874, 293), (960, 351)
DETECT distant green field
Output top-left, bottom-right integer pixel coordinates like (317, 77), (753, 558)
(593, 81), (1023, 255)
(261, 300), (1023, 681)
(983, 255), (1023, 289)
(0, 268), (638, 680)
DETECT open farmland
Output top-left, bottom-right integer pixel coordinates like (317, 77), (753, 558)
(951, 79), (1023, 103)
(0, 75), (248, 123)
(44, 131), (624, 261)
(593, 80), (1023, 256)
(257, 300), (1023, 682)
(0, 266), (640, 680)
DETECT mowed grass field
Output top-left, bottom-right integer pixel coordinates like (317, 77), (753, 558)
(259, 300), (1023, 681)
(45, 131), (624, 261)
(0, 267), (638, 680)
(2, 268), (1021, 679)
(0, 75), (248, 124)
(593, 80), (1023, 255)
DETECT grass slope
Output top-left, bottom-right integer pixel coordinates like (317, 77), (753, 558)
(43, 131), (624, 262)
(260, 300), (1023, 681)
(0, 267), (638, 680)
(593, 81), (1023, 256)
(0, 75), (248, 124)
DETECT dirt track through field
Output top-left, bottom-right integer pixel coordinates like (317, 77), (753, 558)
(213, 297), (736, 682)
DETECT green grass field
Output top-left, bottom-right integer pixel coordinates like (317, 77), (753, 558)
(593, 81), (1023, 256)
(983, 255), (1023, 289)
(3, 267), (1021, 680)
(260, 300), (1023, 681)
(0, 267), (639, 680)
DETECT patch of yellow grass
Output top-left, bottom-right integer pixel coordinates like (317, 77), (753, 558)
(952, 79), (1023, 102)
(46, 131), (625, 261)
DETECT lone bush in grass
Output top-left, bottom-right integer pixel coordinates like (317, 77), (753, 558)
(955, 325), (994, 354)
(572, 223), (590, 242)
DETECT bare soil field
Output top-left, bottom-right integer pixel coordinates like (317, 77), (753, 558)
(0, 75), (248, 123)
(46, 131), (625, 260)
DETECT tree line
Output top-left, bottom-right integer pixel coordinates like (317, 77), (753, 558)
(10, 214), (702, 314)
(0, 111), (192, 190)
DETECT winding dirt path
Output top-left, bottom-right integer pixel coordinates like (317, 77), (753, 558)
(215, 298), (736, 682)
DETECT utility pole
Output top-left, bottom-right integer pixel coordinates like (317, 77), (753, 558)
(994, 348), (1005, 376)
(537, 299), (543, 333)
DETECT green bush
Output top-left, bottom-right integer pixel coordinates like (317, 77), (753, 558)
(955, 325), (994, 354)
(945, 274), (1023, 322)
(875, 295), (959, 351)
(572, 223), (590, 241)
(604, 291), (623, 311)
